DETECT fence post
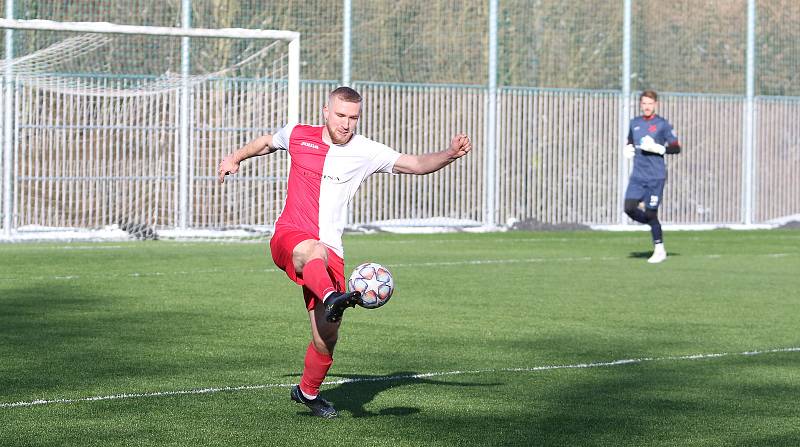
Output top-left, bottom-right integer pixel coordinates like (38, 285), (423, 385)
(484, 0), (498, 227)
(178, 0), (192, 230)
(742, 0), (756, 224)
(2, 0), (14, 238)
(618, 0), (632, 225)
(342, 0), (351, 87)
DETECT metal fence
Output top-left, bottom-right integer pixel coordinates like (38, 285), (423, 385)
(755, 97), (800, 223)
(0, 0), (798, 238)
(10, 75), (291, 232)
(352, 86), (798, 227)
(4, 79), (798, 235)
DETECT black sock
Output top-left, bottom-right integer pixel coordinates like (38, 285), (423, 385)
(645, 209), (662, 244)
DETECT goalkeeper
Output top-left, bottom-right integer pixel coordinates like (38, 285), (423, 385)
(622, 90), (681, 263)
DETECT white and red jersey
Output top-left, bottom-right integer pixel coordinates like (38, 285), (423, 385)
(271, 123), (401, 258)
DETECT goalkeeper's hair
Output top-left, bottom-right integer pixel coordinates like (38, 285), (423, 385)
(640, 89), (658, 102)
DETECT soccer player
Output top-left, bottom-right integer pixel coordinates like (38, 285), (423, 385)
(623, 90), (681, 263)
(217, 87), (472, 418)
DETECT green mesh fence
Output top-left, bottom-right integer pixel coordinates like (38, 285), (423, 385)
(757, 0), (800, 96)
(631, 0), (747, 95)
(191, 0), (343, 82)
(11, 0), (179, 26)
(499, 1), (622, 89)
(351, 0), (488, 84)
(0, 0), (798, 94)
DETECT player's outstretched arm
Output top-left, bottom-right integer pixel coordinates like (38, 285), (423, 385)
(218, 134), (277, 184)
(392, 134), (472, 175)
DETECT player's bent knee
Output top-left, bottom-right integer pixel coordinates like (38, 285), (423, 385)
(292, 240), (329, 271)
(294, 239), (328, 259)
(623, 199), (640, 216)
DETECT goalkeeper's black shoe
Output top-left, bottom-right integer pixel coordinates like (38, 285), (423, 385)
(290, 385), (338, 419)
(324, 291), (361, 323)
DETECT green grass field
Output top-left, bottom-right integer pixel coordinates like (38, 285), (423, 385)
(2, 229), (800, 446)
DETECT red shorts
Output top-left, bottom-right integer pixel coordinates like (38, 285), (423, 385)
(269, 225), (345, 311)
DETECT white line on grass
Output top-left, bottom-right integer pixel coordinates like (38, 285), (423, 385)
(2, 347), (799, 409)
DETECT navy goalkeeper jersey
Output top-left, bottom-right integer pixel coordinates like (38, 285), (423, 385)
(627, 114), (678, 180)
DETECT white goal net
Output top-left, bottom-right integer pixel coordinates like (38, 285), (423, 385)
(0, 19), (299, 241)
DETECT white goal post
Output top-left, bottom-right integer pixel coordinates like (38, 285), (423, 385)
(0, 18), (300, 240)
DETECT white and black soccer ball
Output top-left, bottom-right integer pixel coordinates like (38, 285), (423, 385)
(348, 262), (394, 309)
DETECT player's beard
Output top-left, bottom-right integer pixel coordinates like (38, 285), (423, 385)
(326, 122), (353, 145)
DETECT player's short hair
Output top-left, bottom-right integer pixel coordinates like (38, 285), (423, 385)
(330, 86), (362, 104)
(640, 90), (658, 102)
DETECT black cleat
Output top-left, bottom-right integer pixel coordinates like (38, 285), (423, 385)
(290, 385), (338, 419)
(324, 291), (361, 323)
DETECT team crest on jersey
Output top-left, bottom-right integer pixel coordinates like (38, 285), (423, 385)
(648, 124), (657, 133)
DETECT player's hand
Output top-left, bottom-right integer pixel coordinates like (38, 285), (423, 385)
(624, 144), (635, 160)
(448, 134), (472, 159)
(640, 135), (666, 155)
(217, 156), (240, 184)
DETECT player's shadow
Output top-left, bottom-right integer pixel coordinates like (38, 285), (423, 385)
(628, 251), (680, 259)
(288, 371), (495, 418)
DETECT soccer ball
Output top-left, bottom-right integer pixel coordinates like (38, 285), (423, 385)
(348, 262), (394, 309)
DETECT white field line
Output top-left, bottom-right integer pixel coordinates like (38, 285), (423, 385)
(0, 252), (796, 283)
(2, 347), (799, 409)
